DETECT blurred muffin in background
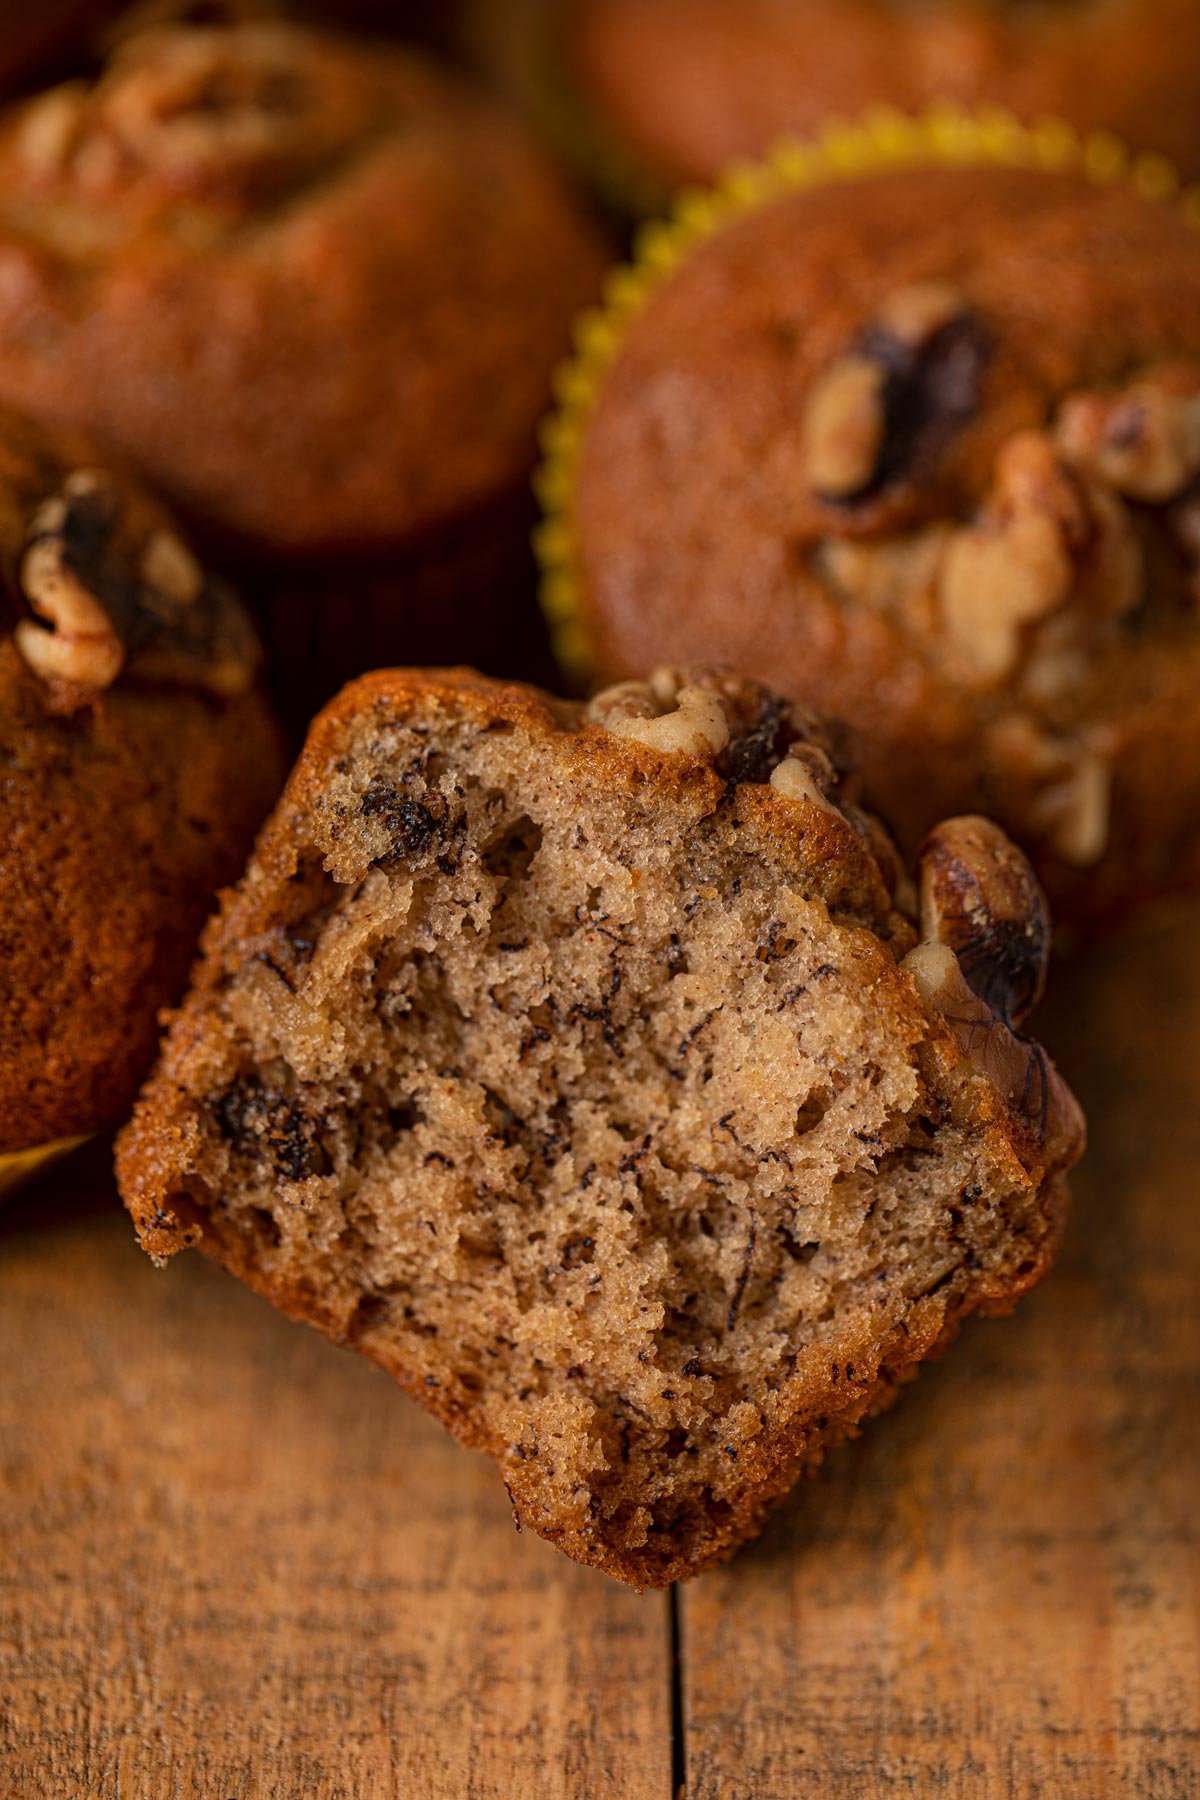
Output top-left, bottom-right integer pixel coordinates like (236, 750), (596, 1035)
(466, 0), (1200, 212)
(545, 146), (1200, 936)
(0, 20), (606, 720)
(0, 406), (285, 1189)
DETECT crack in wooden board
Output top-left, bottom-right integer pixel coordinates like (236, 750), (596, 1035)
(678, 906), (1200, 1799)
(0, 1150), (671, 1800)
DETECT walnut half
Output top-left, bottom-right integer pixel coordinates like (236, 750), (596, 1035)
(18, 23), (374, 206)
(1057, 364), (1200, 504)
(13, 467), (258, 703)
(903, 817), (1083, 1165)
(937, 430), (1141, 686)
(588, 672), (731, 757)
(917, 815), (1049, 1026)
(802, 284), (988, 506)
(587, 669), (854, 809)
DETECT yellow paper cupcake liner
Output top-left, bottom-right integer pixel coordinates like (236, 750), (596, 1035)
(533, 105), (1200, 687)
(0, 1133), (89, 1198)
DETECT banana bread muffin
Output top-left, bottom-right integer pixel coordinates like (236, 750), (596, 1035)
(117, 665), (1083, 1585)
(546, 138), (1200, 933)
(469, 0), (1200, 211)
(0, 407), (285, 1189)
(0, 20), (606, 717)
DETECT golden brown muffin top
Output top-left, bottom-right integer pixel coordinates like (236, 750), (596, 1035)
(0, 22), (605, 554)
(564, 0), (1200, 188)
(571, 163), (1200, 880)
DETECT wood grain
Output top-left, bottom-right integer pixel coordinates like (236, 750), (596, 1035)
(3, 910), (1199, 1798)
(0, 1151), (671, 1800)
(680, 907), (1200, 1800)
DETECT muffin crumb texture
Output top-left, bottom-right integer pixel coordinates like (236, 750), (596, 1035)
(118, 668), (1082, 1585)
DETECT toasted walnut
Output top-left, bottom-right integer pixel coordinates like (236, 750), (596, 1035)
(1069, 474), (1144, 623)
(1042, 754), (1111, 868)
(15, 83), (88, 179)
(938, 432), (1079, 680)
(818, 524), (950, 634)
(769, 749), (842, 815)
(902, 937), (1060, 1127)
(939, 430), (1140, 684)
(804, 284), (987, 506)
(918, 816), (1049, 1025)
(140, 527), (203, 606)
(102, 29), (300, 178)
(904, 821), (1083, 1161)
(802, 354), (889, 500)
(15, 482), (125, 689)
(589, 672), (730, 758)
(987, 715), (1112, 868)
(13, 466), (257, 702)
(584, 678), (656, 727)
(872, 282), (966, 348)
(1057, 365), (1200, 504)
(34, 23), (373, 205)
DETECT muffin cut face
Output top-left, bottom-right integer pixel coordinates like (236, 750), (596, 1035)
(118, 668), (1083, 1585)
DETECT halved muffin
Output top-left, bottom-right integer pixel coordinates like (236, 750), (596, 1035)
(118, 665), (1083, 1583)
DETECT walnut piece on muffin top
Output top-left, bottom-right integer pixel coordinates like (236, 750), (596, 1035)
(562, 159), (1200, 933)
(118, 664), (1082, 1585)
(1, 428), (258, 706)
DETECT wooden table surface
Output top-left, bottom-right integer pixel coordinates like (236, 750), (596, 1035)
(2, 906), (1198, 1799)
